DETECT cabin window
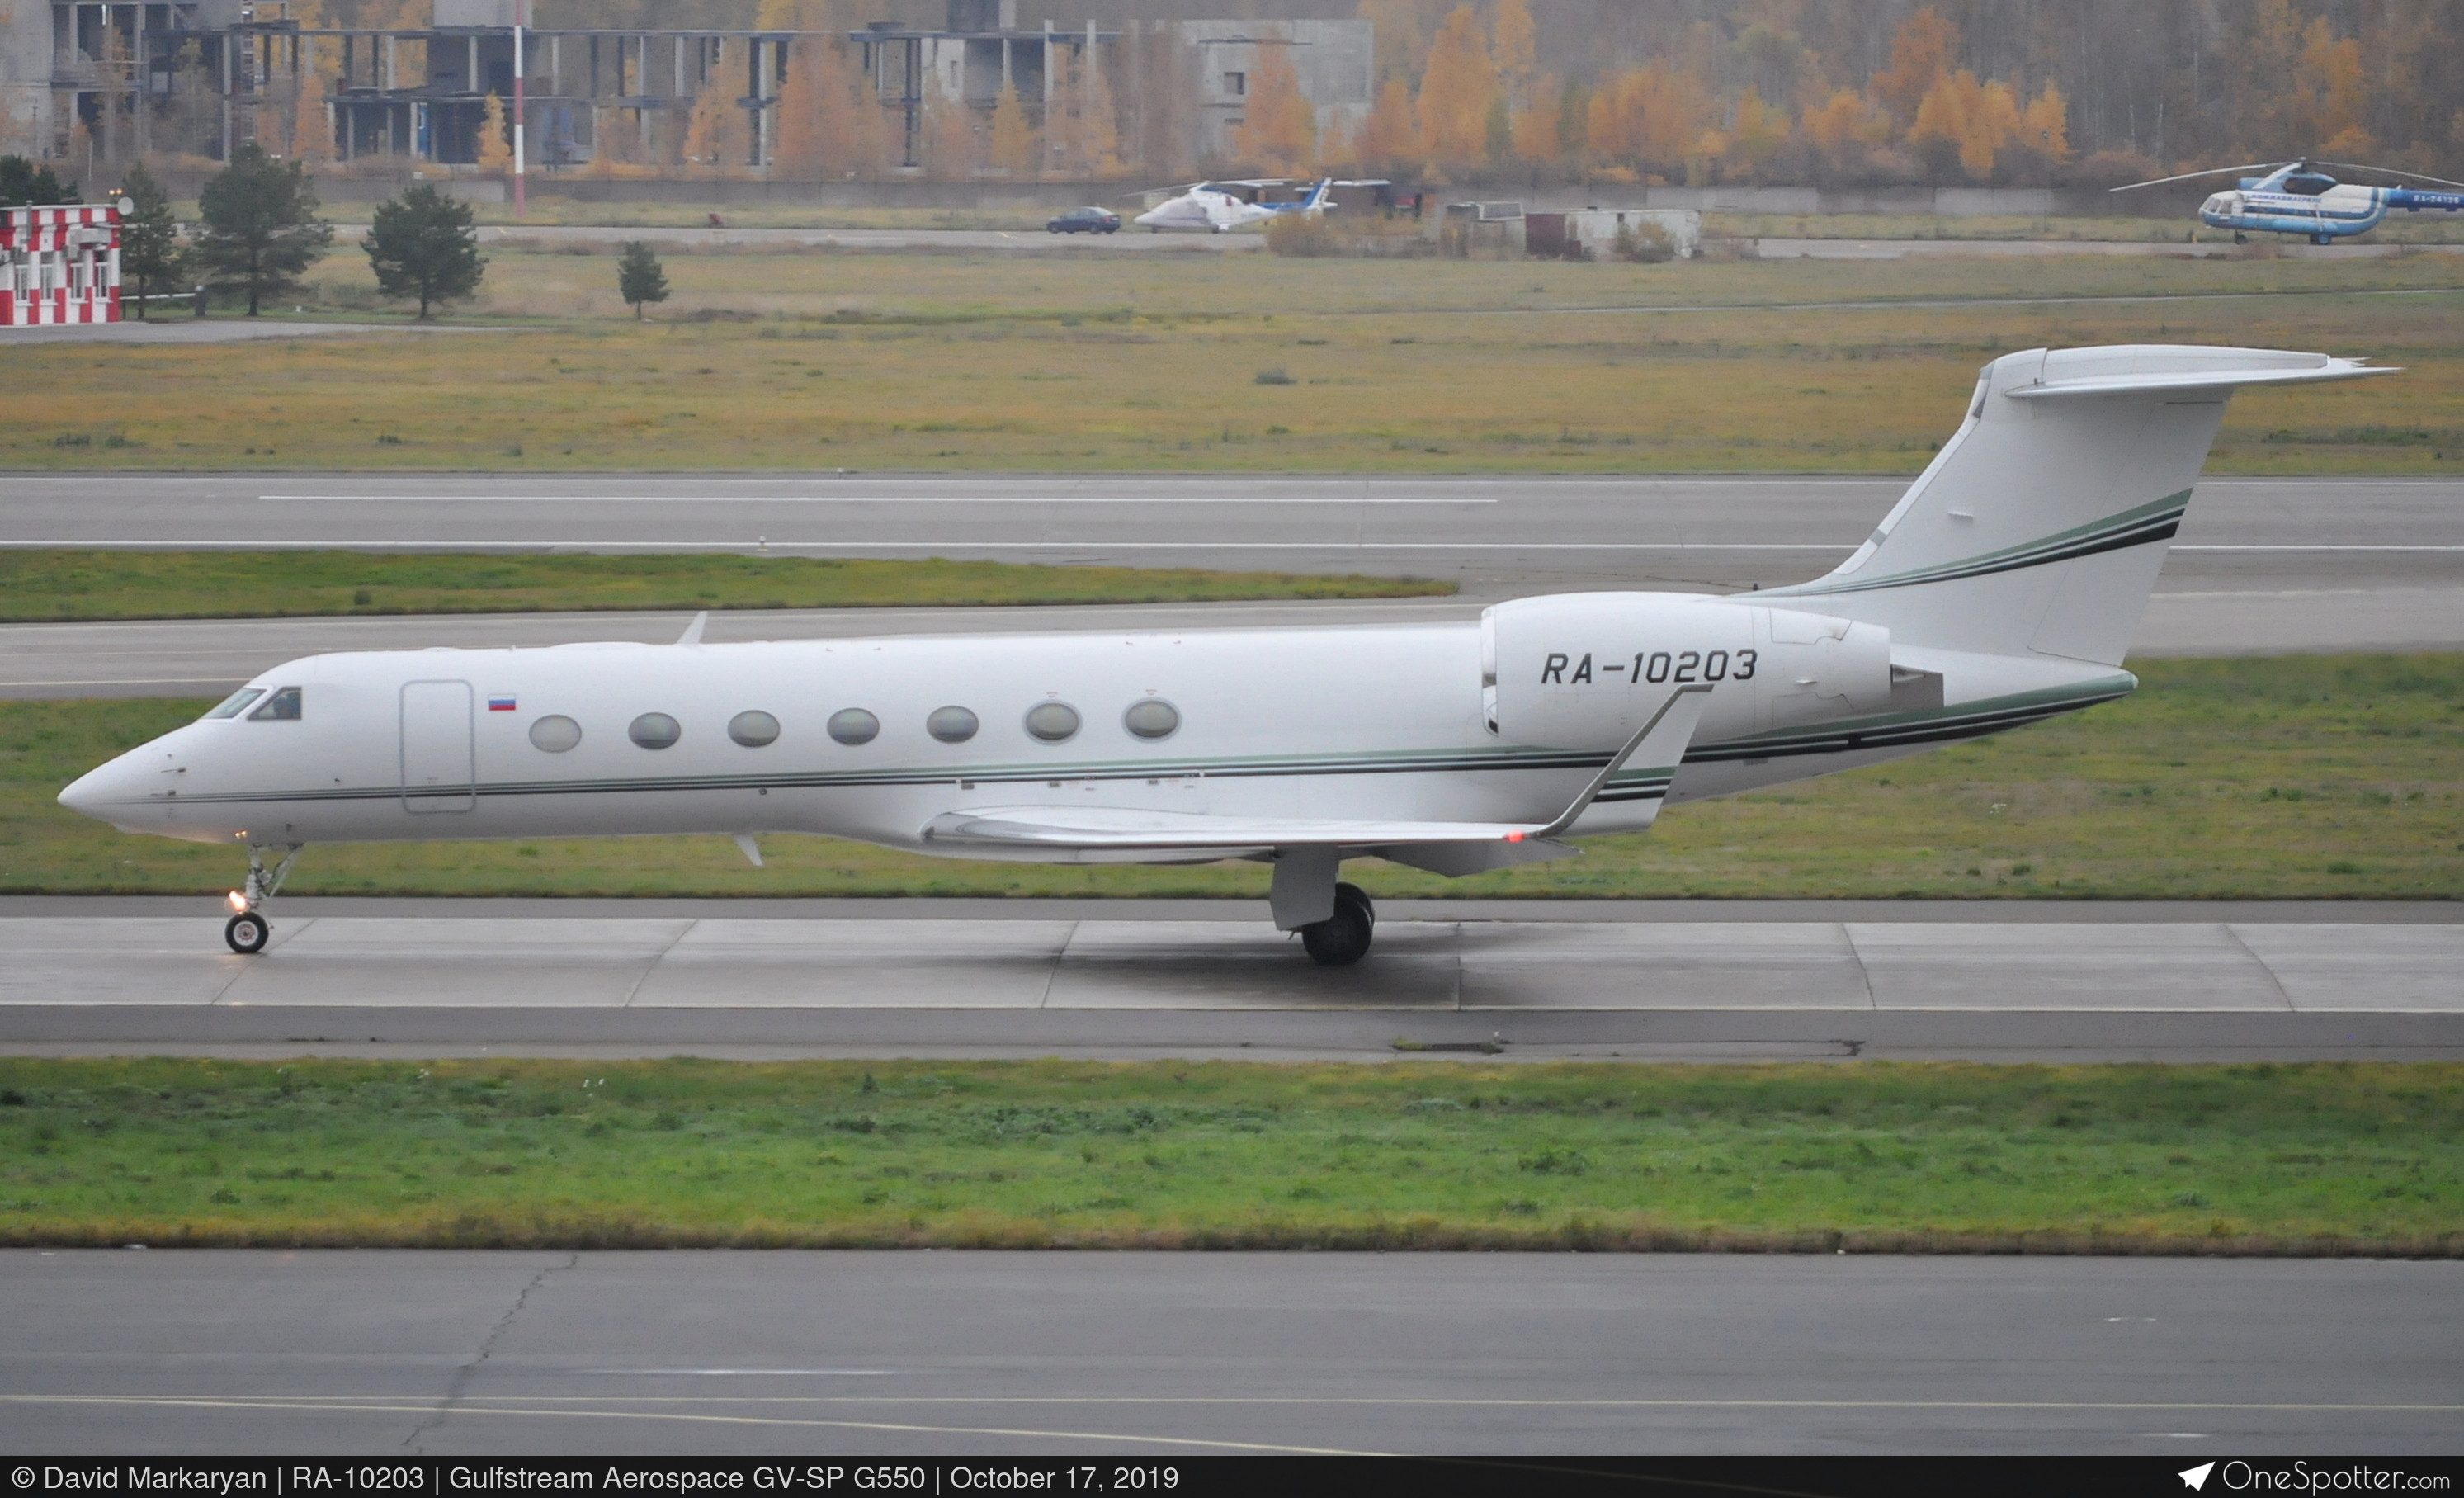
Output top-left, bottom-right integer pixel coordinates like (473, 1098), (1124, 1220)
(828, 708), (880, 745)
(529, 715), (583, 753)
(927, 706), (979, 744)
(628, 712), (682, 749)
(1123, 699), (1180, 740)
(248, 686), (304, 721)
(728, 710), (781, 748)
(202, 687), (266, 720)
(1023, 702), (1080, 743)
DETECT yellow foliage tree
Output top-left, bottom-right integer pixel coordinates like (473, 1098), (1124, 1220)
(1586, 63), (1711, 176)
(292, 65), (334, 163)
(988, 81), (1036, 175)
(1803, 86), (1885, 159)
(2300, 17), (2373, 158)
(2021, 81), (2069, 162)
(1354, 74), (1419, 170)
(1414, 4), (1496, 169)
(1509, 72), (1560, 163)
(476, 91), (512, 171)
(923, 92), (979, 180)
(1490, 0), (1536, 108)
(1724, 84), (1786, 181)
(772, 40), (828, 179)
(816, 40), (890, 178)
(1230, 34), (1315, 176)
(1049, 44), (1124, 178)
(1910, 69), (2020, 180)
(1872, 7), (1959, 129)
(682, 65), (750, 171)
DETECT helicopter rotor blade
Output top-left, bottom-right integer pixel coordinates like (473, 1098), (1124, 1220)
(2311, 160), (2464, 191)
(2108, 162), (2293, 191)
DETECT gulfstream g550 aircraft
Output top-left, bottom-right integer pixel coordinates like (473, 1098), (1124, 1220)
(61, 345), (2390, 962)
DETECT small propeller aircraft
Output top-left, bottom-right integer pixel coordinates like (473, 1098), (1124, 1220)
(1130, 177), (1385, 234)
(59, 345), (2392, 966)
(2113, 158), (2464, 243)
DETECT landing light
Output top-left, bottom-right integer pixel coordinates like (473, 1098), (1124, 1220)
(226, 891), (248, 912)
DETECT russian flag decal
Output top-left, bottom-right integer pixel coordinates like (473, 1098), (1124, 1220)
(488, 695), (517, 711)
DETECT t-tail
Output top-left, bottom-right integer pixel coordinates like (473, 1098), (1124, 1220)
(1285, 178), (1335, 214)
(1759, 345), (2393, 666)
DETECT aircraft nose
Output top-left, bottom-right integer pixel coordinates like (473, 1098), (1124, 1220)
(58, 751), (154, 825)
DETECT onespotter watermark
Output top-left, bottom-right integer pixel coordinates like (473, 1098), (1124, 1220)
(2183, 1462), (2452, 1493)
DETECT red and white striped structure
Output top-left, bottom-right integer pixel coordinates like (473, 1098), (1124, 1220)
(0, 205), (122, 326)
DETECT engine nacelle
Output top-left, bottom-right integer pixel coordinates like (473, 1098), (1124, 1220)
(1482, 593), (1893, 749)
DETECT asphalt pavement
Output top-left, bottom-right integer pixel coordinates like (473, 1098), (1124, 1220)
(0, 475), (2456, 697)
(3, 1250), (2457, 1455)
(4, 899), (2456, 1064)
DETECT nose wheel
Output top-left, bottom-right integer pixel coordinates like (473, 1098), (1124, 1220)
(224, 911), (270, 954)
(222, 843), (301, 955)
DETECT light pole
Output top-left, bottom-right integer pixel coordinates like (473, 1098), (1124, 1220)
(512, 0), (527, 219)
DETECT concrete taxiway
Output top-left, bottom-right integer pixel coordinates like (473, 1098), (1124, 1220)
(3, 1250), (2457, 1455)
(3, 900), (2457, 1063)
(0, 475), (2456, 697)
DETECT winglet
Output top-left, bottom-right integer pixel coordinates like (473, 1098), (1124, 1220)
(1526, 684), (1713, 839)
(676, 611), (709, 647)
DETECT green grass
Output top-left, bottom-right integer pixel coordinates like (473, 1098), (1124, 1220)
(10, 655), (2458, 900)
(0, 551), (1448, 622)
(1, 1059), (2453, 1253)
(14, 251), (2462, 473)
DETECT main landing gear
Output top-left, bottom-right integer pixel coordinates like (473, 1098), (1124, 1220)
(1269, 848), (1376, 966)
(224, 844), (301, 955)
(1301, 883), (1376, 966)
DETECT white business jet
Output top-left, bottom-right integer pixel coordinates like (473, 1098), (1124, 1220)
(1131, 177), (1380, 233)
(61, 345), (2390, 962)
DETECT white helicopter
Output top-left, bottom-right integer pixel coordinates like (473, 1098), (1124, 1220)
(2113, 158), (2464, 243)
(1130, 176), (1385, 233)
(59, 344), (2390, 964)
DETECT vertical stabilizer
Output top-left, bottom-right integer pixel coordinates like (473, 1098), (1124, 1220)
(1758, 346), (2391, 664)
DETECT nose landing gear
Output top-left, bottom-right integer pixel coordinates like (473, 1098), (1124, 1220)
(224, 844), (302, 955)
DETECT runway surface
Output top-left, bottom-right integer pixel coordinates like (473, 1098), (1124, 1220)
(3, 1250), (2457, 1455)
(1, 474), (2456, 696)
(4, 900), (2457, 1063)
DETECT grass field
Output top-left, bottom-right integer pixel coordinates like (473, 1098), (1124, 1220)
(0, 551), (1446, 622)
(12, 654), (2459, 900)
(24, 251), (2462, 473)
(1, 1058), (2452, 1254)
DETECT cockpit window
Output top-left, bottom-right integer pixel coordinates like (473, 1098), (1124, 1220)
(203, 688), (266, 720)
(248, 686), (303, 721)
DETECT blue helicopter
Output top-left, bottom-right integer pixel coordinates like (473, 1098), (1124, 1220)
(2114, 158), (2464, 243)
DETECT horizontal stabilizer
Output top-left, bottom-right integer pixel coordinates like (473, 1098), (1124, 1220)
(2004, 351), (2393, 400)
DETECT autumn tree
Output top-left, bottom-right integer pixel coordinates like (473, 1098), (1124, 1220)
(1048, 44), (1124, 178)
(1353, 74), (1419, 171)
(1414, 4), (1496, 171)
(476, 92), (512, 172)
(989, 82), (1037, 175)
(1230, 34), (1315, 176)
(682, 62), (749, 170)
(1872, 7), (1959, 130)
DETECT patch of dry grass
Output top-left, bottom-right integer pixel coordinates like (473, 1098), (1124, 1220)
(12, 253), (2458, 473)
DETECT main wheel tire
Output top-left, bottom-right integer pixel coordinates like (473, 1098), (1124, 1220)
(224, 912), (269, 954)
(1300, 883), (1375, 966)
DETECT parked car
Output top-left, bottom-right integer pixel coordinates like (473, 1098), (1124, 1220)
(1046, 206), (1121, 234)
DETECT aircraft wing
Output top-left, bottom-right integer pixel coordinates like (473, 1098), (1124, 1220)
(925, 684), (1714, 859)
(923, 805), (1565, 853)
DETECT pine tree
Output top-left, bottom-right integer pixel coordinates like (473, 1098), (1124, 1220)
(195, 144), (333, 317)
(116, 161), (188, 322)
(0, 156), (76, 206)
(617, 240), (668, 320)
(362, 181), (484, 320)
